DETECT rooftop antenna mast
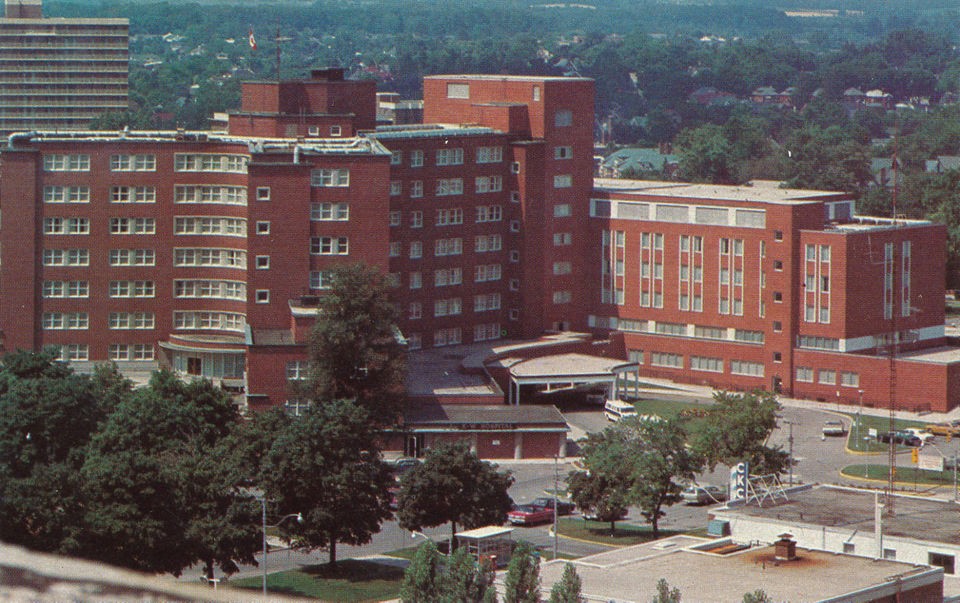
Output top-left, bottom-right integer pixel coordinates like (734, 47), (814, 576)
(886, 115), (901, 516)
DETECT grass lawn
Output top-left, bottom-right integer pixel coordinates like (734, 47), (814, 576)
(230, 559), (404, 602)
(843, 414), (932, 452)
(556, 517), (680, 546)
(630, 398), (713, 420)
(841, 463), (960, 488)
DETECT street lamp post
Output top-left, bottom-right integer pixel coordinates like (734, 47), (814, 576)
(258, 497), (302, 597)
(857, 389), (864, 447)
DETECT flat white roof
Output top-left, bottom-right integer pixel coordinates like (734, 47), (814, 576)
(456, 526), (514, 539)
(594, 178), (848, 205)
(508, 353), (637, 379)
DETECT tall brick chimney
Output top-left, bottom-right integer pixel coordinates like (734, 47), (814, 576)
(5, 0), (42, 18)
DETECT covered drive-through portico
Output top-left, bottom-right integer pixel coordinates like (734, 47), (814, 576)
(503, 353), (641, 405)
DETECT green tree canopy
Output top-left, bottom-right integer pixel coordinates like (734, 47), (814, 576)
(308, 263), (406, 425)
(689, 390), (789, 476)
(397, 442), (514, 548)
(548, 563), (584, 603)
(400, 540), (444, 603)
(258, 399), (395, 567)
(503, 541), (541, 603)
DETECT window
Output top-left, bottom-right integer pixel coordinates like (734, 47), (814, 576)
(819, 369), (836, 385)
(554, 233), (572, 246)
(389, 242), (402, 257)
(554, 174), (572, 188)
(43, 186), (89, 204)
(690, 356), (723, 373)
(330, 125), (342, 136)
(774, 230), (783, 241)
(554, 110), (573, 127)
(174, 280), (245, 299)
(42, 312), (88, 330)
(447, 83), (469, 99)
(256, 255), (270, 269)
(510, 279), (520, 291)
(173, 248), (245, 268)
(434, 238), (463, 256)
(174, 311), (245, 332)
(109, 280), (155, 298)
(552, 290), (572, 304)
(929, 553), (955, 575)
(553, 261), (572, 275)
(651, 352), (683, 368)
(410, 272), (422, 289)
(434, 327), (462, 347)
(434, 267), (462, 287)
(390, 181), (402, 196)
(511, 162), (521, 174)
(434, 298), (462, 317)
(390, 151), (403, 165)
(796, 367), (814, 382)
(256, 221), (271, 235)
(110, 217), (155, 234)
(409, 241), (423, 259)
(310, 236), (350, 255)
(841, 372), (860, 387)
(43, 248), (89, 266)
(174, 217), (247, 236)
(773, 291), (783, 302)
(175, 154), (247, 173)
(309, 271), (332, 290)
(475, 234), (502, 252)
(109, 344), (154, 362)
(436, 208), (463, 226)
(554, 146), (572, 160)
(843, 543), (856, 554)
(44, 217), (89, 235)
(730, 360), (764, 377)
(410, 150), (424, 167)
(108, 311), (155, 330)
(410, 211), (423, 228)
(310, 168), (350, 187)
(111, 186), (156, 204)
(43, 154), (89, 171)
(474, 293), (501, 312)
(773, 321), (782, 332)
(257, 187), (271, 201)
(255, 289), (270, 304)
(436, 178), (463, 196)
(773, 260), (783, 271)
(553, 204), (571, 217)
(42, 280), (88, 298)
(773, 352), (782, 363)
(436, 148), (464, 166)
(533, 85), (541, 101)
(110, 154), (156, 171)
(475, 175), (503, 193)
(510, 250), (520, 262)
(474, 323), (502, 342)
(310, 202), (350, 221)
(410, 181), (424, 198)
(510, 220), (520, 232)
(286, 361), (308, 381)
(476, 205), (502, 223)
(55, 344), (89, 361)
(476, 146), (503, 163)
(407, 302), (423, 320)
(511, 191), (521, 203)
(109, 249), (154, 266)
(475, 264), (502, 282)
(734, 330), (764, 344)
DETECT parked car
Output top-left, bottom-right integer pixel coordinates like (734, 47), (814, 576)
(925, 420), (960, 437)
(902, 427), (935, 443)
(604, 399), (637, 422)
(507, 504), (554, 525)
(877, 431), (922, 447)
(530, 497), (576, 515)
(681, 485), (727, 505)
(822, 420), (846, 436)
(582, 507), (628, 521)
(387, 457), (421, 482)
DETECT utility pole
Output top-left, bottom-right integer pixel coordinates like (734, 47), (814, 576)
(553, 455), (559, 559)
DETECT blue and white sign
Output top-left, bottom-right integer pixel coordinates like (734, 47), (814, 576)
(729, 462), (749, 501)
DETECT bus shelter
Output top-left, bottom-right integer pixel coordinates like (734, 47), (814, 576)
(455, 526), (514, 568)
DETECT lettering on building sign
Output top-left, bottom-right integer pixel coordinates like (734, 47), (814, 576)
(729, 462), (749, 501)
(456, 423), (516, 431)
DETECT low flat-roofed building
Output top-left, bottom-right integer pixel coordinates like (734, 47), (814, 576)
(528, 534), (943, 603)
(713, 484), (960, 597)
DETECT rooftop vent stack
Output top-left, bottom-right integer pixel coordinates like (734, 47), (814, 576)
(774, 533), (797, 561)
(6, 0), (42, 18)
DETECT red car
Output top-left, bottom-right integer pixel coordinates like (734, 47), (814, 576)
(507, 504), (554, 526)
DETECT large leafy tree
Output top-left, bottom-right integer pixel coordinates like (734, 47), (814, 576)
(0, 351), (112, 555)
(689, 390), (789, 476)
(676, 124), (743, 185)
(308, 263), (406, 425)
(574, 418), (699, 538)
(80, 370), (260, 578)
(397, 442), (514, 548)
(258, 399), (395, 568)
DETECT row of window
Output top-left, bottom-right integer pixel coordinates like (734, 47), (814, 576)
(42, 309), (245, 332)
(631, 349), (766, 377)
(391, 147), (506, 167)
(407, 293), (502, 319)
(42, 249), (254, 268)
(44, 154), (250, 174)
(795, 367), (860, 387)
(45, 216), (252, 237)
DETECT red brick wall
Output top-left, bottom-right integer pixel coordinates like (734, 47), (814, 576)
(0, 149), (40, 353)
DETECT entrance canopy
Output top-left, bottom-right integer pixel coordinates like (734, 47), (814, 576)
(504, 353), (640, 405)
